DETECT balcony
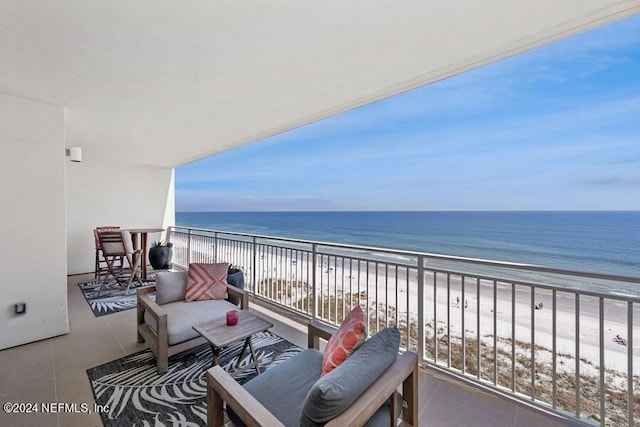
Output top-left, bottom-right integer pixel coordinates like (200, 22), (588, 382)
(0, 226), (637, 426)
(169, 226), (638, 426)
(1, 274), (576, 427)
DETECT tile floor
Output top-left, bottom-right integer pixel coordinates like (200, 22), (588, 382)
(0, 273), (581, 427)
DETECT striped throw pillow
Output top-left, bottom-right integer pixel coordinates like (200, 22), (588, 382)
(321, 305), (367, 376)
(185, 263), (229, 301)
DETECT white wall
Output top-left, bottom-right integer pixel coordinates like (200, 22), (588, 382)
(0, 94), (69, 349)
(66, 158), (174, 275)
(0, 92), (175, 349)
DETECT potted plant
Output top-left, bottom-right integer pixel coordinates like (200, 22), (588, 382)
(227, 264), (244, 287)
(226, 265), (245, 305)
(149, 241), (173, 270)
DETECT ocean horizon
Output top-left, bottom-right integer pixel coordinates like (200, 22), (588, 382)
(176, 210), (640, 294)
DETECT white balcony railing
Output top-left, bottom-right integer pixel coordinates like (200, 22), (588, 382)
(168, 226), (639, 427)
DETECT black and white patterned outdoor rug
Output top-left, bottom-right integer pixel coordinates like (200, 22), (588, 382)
(87, 331), (302, 426)
(78, 276), (155, 317)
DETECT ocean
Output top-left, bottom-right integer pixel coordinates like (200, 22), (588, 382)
(176, 211), (640, 294)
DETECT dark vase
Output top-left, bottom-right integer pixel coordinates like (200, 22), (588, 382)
(149, 246), (172, 270)
(226, 270), (245, 305)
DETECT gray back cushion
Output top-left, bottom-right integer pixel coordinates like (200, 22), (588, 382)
(155, 271), (187, 305)
(300, 327), (401, 427)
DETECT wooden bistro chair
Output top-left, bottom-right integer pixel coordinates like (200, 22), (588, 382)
(94, 226), (121, 280)
(97, 230), (143, 295)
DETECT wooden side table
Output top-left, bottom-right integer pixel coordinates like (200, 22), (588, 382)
(193, 310), (273, 376)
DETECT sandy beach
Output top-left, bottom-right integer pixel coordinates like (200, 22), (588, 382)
(244, 245), (638, 377)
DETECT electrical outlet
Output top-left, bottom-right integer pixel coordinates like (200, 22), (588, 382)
(14, 302), (26, 315)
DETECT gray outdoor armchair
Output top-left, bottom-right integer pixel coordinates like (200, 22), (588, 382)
(137, 270), (249, 374)
(207, 321), (419, 426)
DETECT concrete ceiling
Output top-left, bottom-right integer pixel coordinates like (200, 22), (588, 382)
(1, 1), (639, 168)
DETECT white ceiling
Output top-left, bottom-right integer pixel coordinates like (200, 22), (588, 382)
(1, 1), (639, 168)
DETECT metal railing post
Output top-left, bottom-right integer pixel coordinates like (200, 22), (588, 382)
(599, 297), (605, 426)
(552, 289), (557, 408)
(433, 271), (437, 362)
(252, 236), (257, 296)
(186, 229), (191, 266)
(476, 277), (480, 380)
(417, 255), (424, 361)
(461, 276), (466, 374)
(312, 243), (318, 321)
(627, 301), (634, 427)
(575, 294), (581, 419)
(213, 232), (218, 263)
(511, 283), (516, 392)
(531, 286), (535, 401)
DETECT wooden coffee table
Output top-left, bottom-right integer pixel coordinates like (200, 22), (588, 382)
(193, 310), (273, 376)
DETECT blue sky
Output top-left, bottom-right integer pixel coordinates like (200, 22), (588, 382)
(176, 15), (640, 212)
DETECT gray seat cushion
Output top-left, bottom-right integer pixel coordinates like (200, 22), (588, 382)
(300, 327), (401, 427)
(144, 299), (238, 345)
(229, 349), (323, 427)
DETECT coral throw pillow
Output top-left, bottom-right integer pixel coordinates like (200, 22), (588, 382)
(321, 306), (367, 376)
(185, 263), (229, 301)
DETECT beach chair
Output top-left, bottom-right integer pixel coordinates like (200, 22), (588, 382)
(98, 230), (143, 295)
(94, 226), (121, 280)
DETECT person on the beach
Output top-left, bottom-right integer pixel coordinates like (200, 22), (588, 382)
(615, 335), (626, 345)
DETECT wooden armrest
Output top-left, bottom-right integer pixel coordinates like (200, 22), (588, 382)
(136, 284), (165, 348)
(326, 351), (418, 427)
(137, 284), (156, 296)
(137, 290), (168, 363)
(137, 292), (167, 320)
(207, 366), (283, 427)
(226, 284), (249, 310)
(307, 321), (336, 349)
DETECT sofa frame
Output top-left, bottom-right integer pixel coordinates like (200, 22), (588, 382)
(137, 284), (249, 374)
(206, 321), (419, 426)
